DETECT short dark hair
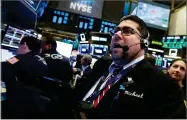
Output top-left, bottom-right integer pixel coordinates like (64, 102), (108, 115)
(169, 59), (186, 68)
(119, 15), (149, 39)
(20, 36), (41, 52)
(44, 36), (57, 49)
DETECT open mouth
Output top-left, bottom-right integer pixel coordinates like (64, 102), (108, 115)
(113, 43), (123, 49)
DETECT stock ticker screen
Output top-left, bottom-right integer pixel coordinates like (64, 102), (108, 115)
(99, 21), (117, 33)
(52, 10), (71, 25)
(162, 36), (187, 49)
(47, 8), (118, 34)
(162, 36), (186, 58)
(78, 16), (94, 30)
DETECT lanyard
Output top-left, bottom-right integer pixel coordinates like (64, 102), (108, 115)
(86, 62), (138, 101)
(83, 56), (144, 102)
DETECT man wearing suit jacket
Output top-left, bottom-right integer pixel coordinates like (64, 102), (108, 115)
(73, 54), (92, 82)
(80, 15), (186, 119)
(73, 55), (92, 102)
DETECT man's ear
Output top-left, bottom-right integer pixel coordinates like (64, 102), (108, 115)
(23, 42), (28, 49)
(48, 44), (52, 49)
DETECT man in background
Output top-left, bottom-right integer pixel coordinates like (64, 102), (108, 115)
(3, 36), (48, 83)
(42, 36), (73, 83)
(73, 54), (92, 80)
(2, 36), (48, 118)
(41, 36), (75, 118)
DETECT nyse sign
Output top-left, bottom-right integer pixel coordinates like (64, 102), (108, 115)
(70, 2), (92, 13)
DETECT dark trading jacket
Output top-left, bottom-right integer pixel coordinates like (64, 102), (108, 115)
(42, 50), (73, 83)
(1, 52), (48, 118)
(85, 59), (186, 119)
(2, 51), (48, 83)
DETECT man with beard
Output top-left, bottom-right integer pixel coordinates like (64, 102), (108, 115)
(78, 15), (186, 119)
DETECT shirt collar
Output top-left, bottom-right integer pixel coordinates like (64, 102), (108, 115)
(82, 65), (90, 71)
(109, 55), (145, 73)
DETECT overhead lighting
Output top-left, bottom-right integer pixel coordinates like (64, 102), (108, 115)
(148, 48), (164, 53)
(164, 55), (181, 59)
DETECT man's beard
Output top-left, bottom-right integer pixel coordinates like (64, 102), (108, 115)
(111, 43), (129, 60)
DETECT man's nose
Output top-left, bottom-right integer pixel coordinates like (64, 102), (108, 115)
(175, 67), (181, 73)
(112, 32), (122, 42)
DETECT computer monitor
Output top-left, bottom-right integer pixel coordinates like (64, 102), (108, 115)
(2, 26), (37, 49)
(78, 43), (90, 54)
(133, 1), (170, 31)
(162, 35), (186, 58)
(56, 41), (73, 58)
(90, 44), (108, 57)
(1, 48), (16, 62)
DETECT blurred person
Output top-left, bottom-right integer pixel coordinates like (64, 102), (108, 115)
(41, 36), (75, 118)
(3, 36), (48, 83)
(42, 36), (73, 83)
(78, 15), (186, 119)
(1, 36), (48, 118)
(74, 54), (83, 69)
(73, 54), (92, 81)
(167, 59), (186, 97)
(74, 55), (112, 102)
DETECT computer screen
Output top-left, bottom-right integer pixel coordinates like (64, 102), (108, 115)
(2, 26), (37, 49)
(162, 36), (186, 49)
(56, 41), (73, 58)
(135, 1), (170, 31)
(162, 35), (186, 58)
(2, 1), (37, 30)
(1, 48), (16, 62)
(78, 43), (90, 54)
(99, 20), (117, 33)
(90, 44), (108, 57)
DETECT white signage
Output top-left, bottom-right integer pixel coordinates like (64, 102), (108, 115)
(70, 2), (92, 13)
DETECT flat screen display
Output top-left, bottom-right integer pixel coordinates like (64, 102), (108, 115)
(162, 36), (187, 49)
(2, 26), (37, 49)
(99, 20), (117, 33)
(78, 43), (90, 54)
(1, 48), (16, 62)
(2, 1), (37, 29)
(135, 1), (170, 31)
(90, 44), (108, 57)
(56, 41), (73, 58)
(162, 35), (186, 58)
